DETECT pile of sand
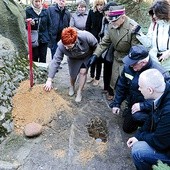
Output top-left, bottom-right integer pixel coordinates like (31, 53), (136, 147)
(12, 80), (71, 134)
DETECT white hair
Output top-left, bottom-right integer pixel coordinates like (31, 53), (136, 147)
(138, 56), (149, 63)
(139, 68), (166, 92)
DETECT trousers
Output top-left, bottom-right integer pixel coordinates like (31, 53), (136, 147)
(131, 141), (170, 170)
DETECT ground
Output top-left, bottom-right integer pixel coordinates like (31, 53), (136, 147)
(0, 53), (136, 170)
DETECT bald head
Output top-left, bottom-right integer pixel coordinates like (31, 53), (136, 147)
(138, 69), (166, 99)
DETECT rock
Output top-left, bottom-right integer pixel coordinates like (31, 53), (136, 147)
(24, 122), (43, 137)
(0, 160), (20, 170)
(0, 0), (27, 57)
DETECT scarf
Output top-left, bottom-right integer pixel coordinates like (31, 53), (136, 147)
(31, 4), (42, 15)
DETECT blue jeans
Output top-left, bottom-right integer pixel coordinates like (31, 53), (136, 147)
(132, 111), (149, 122)
(131, 141), (170, 170)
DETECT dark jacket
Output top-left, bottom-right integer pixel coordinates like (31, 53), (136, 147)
(26, 6), (50, 43)
(85, 9), (103, 42)
(110, 58), (170, 111)
(135, 83), (170, 152)
(47, 4), (70, 43)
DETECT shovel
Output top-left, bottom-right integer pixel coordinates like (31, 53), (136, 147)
(26, 18), (34, 88)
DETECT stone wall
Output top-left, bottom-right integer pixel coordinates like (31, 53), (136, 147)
(0, 35), (26, 141)
(0, 34), (47, 141)
(0, 0), (27, 57)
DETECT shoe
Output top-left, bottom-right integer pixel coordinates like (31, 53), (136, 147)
(87, 77), (94, 83)
(106, 94), (114, 101)
(68, 86), (75, 96)
(75, 92), (82, 102)
(93, 79), (99, 86)
(102, 90), (108, 94)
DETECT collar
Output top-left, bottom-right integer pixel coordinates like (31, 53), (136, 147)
(77, 10), (88, 16)
(31, 4), (42, 15)
(154, 95), (162, 109)
(154, 83), (170, 109)
(55, 4), (65, 11)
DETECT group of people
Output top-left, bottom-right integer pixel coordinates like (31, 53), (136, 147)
(25, 0), (170, 169)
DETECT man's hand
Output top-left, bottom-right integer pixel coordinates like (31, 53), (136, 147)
(131, 25), (141, 34)
(112, 107), (120, 115)
(43, 78), (53, 91)
(127, 137), (138, 148)
(131, 103), (140, 114)
(87, 55), (97, 68)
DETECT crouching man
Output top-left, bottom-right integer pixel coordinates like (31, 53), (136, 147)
(109, 45), (169, 133)
(127, 68), (170, 170)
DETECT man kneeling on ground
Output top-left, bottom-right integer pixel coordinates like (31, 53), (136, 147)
(127, 68), (170, 169)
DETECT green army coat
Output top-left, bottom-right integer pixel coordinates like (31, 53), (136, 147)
(94, 16), (141, 89)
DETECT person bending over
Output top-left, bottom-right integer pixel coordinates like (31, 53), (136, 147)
(44, 27), (98, 102)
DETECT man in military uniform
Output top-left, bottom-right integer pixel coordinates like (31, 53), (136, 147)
(88, 5), (141, 90)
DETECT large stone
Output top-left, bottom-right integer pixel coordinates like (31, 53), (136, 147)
(0, 160), (20, 170)
(24, 122), (43, 137)
(0, 0), (27, 57)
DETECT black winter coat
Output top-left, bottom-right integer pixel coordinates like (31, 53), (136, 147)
(26, 6), (50, 43)
(110, 58), (170, 111)
(135, 83), (170, 153)
(47, 4), (70, 43)
(85, 9), (103, 42)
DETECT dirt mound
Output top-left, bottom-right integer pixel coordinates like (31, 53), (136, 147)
(12, 80), (71, 134)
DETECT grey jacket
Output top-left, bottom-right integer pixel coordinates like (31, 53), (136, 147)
(48, 30), (98, 79)
(70, 11), (88, 30)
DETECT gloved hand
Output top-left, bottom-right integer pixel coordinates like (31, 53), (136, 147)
(43, 78), (53, 91)
(99, 32), (104, 39)
(87, 55), (97, 68)
(131, 25), (141, 34)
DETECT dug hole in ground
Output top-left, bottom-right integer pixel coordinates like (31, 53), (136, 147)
(0, 48), (135, 170)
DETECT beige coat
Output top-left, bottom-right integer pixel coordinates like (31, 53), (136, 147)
(94, 16), (141, 89)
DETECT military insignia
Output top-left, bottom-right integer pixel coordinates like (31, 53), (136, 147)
(129, 52), (131, 58)
(125, 73), (133, 80)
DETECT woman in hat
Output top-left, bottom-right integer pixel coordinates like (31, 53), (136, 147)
(70, 0), (88, 30)
(26, 0), (51, 63)
(85, 0), (106, 86)
(44, 27), (98, 102)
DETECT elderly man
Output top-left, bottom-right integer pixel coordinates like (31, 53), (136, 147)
(48, 0), (70, 58)
(109, 45), (169, 133)
(88, 5), (141, 90)
(127, 68), (170, 170)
